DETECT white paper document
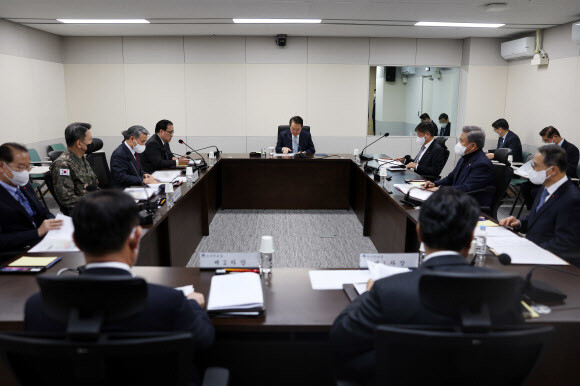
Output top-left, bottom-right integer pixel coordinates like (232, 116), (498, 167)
(151, 170), (181, 183)
(272, 153), (297, 157)
(393, 183), (433, 201)
(354, 283), (368, 295)
(124, 184), (162, 200)
(378, 159), (406, 171)
(28, 214), (80, 253)
(484, 226), (519, 238)
(514, 160), (533, 178)
(207, 272), (264, 311)
(366, 261), (410, 280)
(309, 270), (371, 290)
(486, 237), (568, 265)
(175, 285), (195, 296)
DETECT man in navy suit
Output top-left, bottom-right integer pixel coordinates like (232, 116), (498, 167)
(0, 143), (62, 253)
(423, 126), (495, 208)
(419, 113), (438, 137)
(394, 122), (447, 179)
(25, 190), (215, 383)
(487, 118), (523, 162)
(438, 113), (451, 136)
(501, 145), (580, 265)
(141, 119), (189, 173)
(110, 125), (159, 188)
(331, 189), (524, 383)
(275, 116), (316, 154)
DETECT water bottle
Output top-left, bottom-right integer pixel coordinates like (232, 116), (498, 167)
(165, 183), (174, 208)
(208, 151), (215, 166)
(186, 166), (194, 186)
(507, 154), (513, 164)
(379, 167), (388, 188)
(474, 225), (487, 266)
(261, 146), (266, 158)
(259, 235), (274, 276)
(353, 149), (360, 164)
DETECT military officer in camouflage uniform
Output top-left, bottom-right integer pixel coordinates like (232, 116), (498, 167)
(50, 122), (99, 214)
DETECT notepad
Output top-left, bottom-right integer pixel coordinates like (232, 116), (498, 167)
(486, 237), (568, 265)
(393, 183), (433, 201)
(9, 256), (59, 267)
(477, 219), (499, 227)
(207, 272), (264, 314)
(309, 270), (371, 290)
(151, 170), (181, 183)
(28, 214), (80, 253)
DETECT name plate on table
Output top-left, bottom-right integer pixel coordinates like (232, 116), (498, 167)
(200, 252), (260, 269)
(360, 253), (419, 268)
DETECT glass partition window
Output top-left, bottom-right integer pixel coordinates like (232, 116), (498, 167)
(368, 66), (459, 137)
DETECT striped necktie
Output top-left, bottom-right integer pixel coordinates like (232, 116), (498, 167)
(292, 136), (299, 153)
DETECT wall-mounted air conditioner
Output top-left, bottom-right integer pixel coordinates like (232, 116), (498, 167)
(573, 22), (580, 45)
(401, 67), (416, 76)
(500, 37), (535, 60)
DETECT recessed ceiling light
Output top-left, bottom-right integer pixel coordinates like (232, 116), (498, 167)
(57, 19), (150, 24)
(415, 21), (504, 28)
(233, 18), (322, 24)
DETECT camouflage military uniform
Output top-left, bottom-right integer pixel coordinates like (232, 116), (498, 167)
(50, 148), (99, 212)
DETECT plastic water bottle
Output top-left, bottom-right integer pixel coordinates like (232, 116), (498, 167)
(261, 147), (266, 158)
(474, 225), (487, 266)
(186, 166), (194, 186)
(379, 167), (388, 188)
(507, 154), (513, 164)
(165, 183), (174, 208)
(208, 151), (216, 166)
(259, 236), (274, 276)
(353, 149), (360, 164)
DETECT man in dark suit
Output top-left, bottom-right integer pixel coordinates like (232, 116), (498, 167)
(141, 119), (189, 173)
(330, 189), (524, 382)
(423, 126), (496, 207)
(275, 116), (316, 154)
(0, 143), (62, 253)
(110, 125), (159, 188)
(487, 118), (523, 162)
(394, 122), (447, 179)
(419, 113), (438, 137)
(438, 113), (451, 136)
(25, 190), (214, 383)
(501, 145), (580, 265)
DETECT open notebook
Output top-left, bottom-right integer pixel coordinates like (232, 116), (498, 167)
(207, 272), (265, 317)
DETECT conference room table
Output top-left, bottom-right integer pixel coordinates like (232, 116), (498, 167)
(1, 153), (579, 386)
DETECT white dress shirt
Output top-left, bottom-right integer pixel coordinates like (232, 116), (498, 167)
(543, 175), (568, 203)
(157, 133), (179, 166)
(423, 250), (462, 263)
(85, 261), (134, 276)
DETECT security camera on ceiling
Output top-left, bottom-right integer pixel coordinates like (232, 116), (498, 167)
(275, 34), (287, 47)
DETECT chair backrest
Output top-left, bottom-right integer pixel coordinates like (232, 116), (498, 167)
(522, 151), (532, 163)
(48, 143), (66, 153)
(434, 136), (448, 149)
(86, 152), (111, 189)
(277, 125), (311, 135)
(43, 171), (69, 215)
(47, 150), (63, 162)
(27, 149), (42, 164)
(490, 163), (514, 219)
(86, 137), (104, 155)
(494, 148), (513, 166)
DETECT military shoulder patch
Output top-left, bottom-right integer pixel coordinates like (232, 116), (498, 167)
(60, 169), (70, 176)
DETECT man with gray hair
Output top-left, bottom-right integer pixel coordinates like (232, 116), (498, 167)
(110, 125), (159, 188)
(423, 126), (495, 207)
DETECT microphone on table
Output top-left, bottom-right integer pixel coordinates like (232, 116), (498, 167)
(360, 133), (390, 161)
(130, 162), (155, 225)
(400, 186), (425, 207)
(294, 144), (307, 158)
(186, 145), (222, 157)
(173, 152), (191, 159)
(470, 253), (511, 266)
(523, 265), (580, 303)
(178, 139), (208, 170)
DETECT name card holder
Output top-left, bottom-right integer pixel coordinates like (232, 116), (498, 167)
(200, 252), (260, 269)
(360, 253), (419, 269)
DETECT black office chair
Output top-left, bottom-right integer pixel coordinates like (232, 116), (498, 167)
(86, 137), (104, 155)
(43, 171), (69, 215)
(434, 136), (448, 149)
(87, 152), (111, 189)
(494, 148), (513, 166)
(47, 150), (63, 162)
(0, 275), (229, 386)
(277, 125), (311, 135)
(419, 147), (450, 182)
(375, 272), (553, 386)
(487, 163), (514, 219)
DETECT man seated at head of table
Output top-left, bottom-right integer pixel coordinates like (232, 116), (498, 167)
(50, 122), (99, 214)
(393, 122), (447, 179)
(422, 126), (495, 208)
(500, 145), (580, 266)
(110, 125), (159, 188)
(330, 188), (524, 383)
(25, 190), (215, 383)
(275, 116), (316, 155)
(0, 143), (62, 253)
(140, 119), (189, 174)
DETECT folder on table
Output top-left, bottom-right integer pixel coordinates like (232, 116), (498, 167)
(207, 272), (265, 317)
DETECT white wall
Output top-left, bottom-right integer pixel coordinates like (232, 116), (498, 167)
(0, 20), (67, 157)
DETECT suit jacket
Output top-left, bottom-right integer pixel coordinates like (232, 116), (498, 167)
(110, 142), (145, 188)
(408, 140), (447, 178)
(141, 134), (176, 174)
(275, 129), (316, 154)
(0, 182), (54, 252)
(489, 130), (523, 162)
(561, 140), (579, 179)
(25, 267), (215, 384)
(519, 180), (580, 262)
(439, 122), (451, 137)
(429, 121), (438, 137)
(330, 254), (524, 381)
(435, 149), (496, 207)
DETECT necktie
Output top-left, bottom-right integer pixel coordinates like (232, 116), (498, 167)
(414, 146), (426, 163)
(16, 188), (36, 224)
(498, 137), (504, 148)
(535, 188), (550, 212)
(292, 136), (299, 153)
(440, 127), (444, 136)
(134, 153), (142, 174)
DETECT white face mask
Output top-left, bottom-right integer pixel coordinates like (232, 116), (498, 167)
(134, 143), (146, 154)
(440, 123), (447, 128)
(454, 142), (467, 157)
(416, 136), (426, 146)
(3, 163), (29, 186)
(528, 166), (552, 185)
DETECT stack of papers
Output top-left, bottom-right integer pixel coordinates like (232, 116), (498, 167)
(207, 273), (264, 316)
(309, 263), (409, 291)
(514, 160), (533, 178)
(486, 237), (568, 265)
(272, 153), (296, 157)
(151, 170), (181, 183)
(393, 183), (433, 201)
(28, 214), (80, 253)
(124, 184), (163, 200)
(378, 159), (406, 171)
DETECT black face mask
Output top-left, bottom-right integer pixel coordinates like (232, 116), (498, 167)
(85, 138), (103, 155)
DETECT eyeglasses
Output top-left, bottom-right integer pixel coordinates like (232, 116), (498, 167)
(165, 130), (175, 135)
(7, 163), (33, 172)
